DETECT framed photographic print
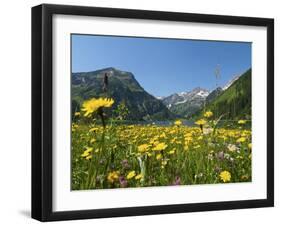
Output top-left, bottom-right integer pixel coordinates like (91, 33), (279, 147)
(32, 4), (274, 221)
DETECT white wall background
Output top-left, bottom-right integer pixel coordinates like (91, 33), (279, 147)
(0, 0), (279, 225)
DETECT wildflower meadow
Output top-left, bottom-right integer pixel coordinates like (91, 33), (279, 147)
(71, 98), (251, 190)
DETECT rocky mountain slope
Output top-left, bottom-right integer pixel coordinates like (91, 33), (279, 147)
(162, 88), (209, 118)
(193, 69), (251, 119)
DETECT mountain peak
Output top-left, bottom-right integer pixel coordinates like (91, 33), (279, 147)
(103, 66), (116, 71)
(162, 87), (210, 117)
(191, 87), (209, 93)
(195, 68), (251, 119)
(99, 67), (120, 74)
(72, 67), (175, 120)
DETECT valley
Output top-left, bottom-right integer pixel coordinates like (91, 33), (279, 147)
(72, 67), (251, 122)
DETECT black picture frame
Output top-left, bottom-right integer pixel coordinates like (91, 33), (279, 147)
(32, 3), (274, 222)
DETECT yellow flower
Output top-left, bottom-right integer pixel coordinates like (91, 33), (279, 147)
(81, 147), (93, 157)
(169, 129), (177, 134)
(195, 119), (207, 126)
(160, 132), (166, 138)
(219, 170), (231, 182)
(152, 142), (168, 151)
(185, 136), (193, 143)
(82, 97), (114, 117)
(127, 170), (136, 180)
(236, 137), (246, 143)
(107, 171), (119, 183)
(74, 112), (80, 116)
(89, 127), (99, 133)
(204, 111), (213, 118)
(138, 144), (150, 153)
(85, 155), (92, 160)
(90, 138), (96, 143)
(238, 120), (246, 124)
(72, 123), (78, 132)
(156, 153), (162, 160)
(135, 174), (143, 180)
(174, 120), (182, 126)
(248, 143), (252, 149)
(168, 148), (176, 155)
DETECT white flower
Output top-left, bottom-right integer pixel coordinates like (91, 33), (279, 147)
(203, 127), (213, 135)
(227, 144), (238, 152)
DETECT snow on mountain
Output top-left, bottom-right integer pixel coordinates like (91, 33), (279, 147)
(179, 91), (188, 97)
(174, 99), (188, 105)
(197, 90), (209, 97)
(160, 87), (209, 117)
(162, 87), (209, 107)
(155, 96), (165, 100)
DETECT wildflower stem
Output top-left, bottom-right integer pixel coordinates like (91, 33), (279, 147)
(98, 108), (106, 128)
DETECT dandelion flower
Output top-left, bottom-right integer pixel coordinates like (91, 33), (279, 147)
(156, 153), (162, 160)
(89, 127), (99, 133)
(204, 111), (213, 118)
(168, 148), (176, 155)
(135, 174), (143, 180)
(107, 171), (119, 183)
(126, 170), (136, 180)
(90, 138), (96, 143)
(160, 132), (167, 138)
(152, 142), (167, 151)
(81, 147), (93, 157)
(219, 170), (231, 182)
(195, 119), (207, 126)
(248, 143), (252, 149)
(238, 120), (246, 124)
(82, 97), (114, 117)
(236, 137), (246, 143)
(174, 120), (182, 126)
(85, 155), (92, 160)
(72, 123), (78, 132)
(74, 112), (80, 116)
(138, 144), (150, 153)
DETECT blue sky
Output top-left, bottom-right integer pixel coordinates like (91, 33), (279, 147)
(72, 34), (251, 97)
